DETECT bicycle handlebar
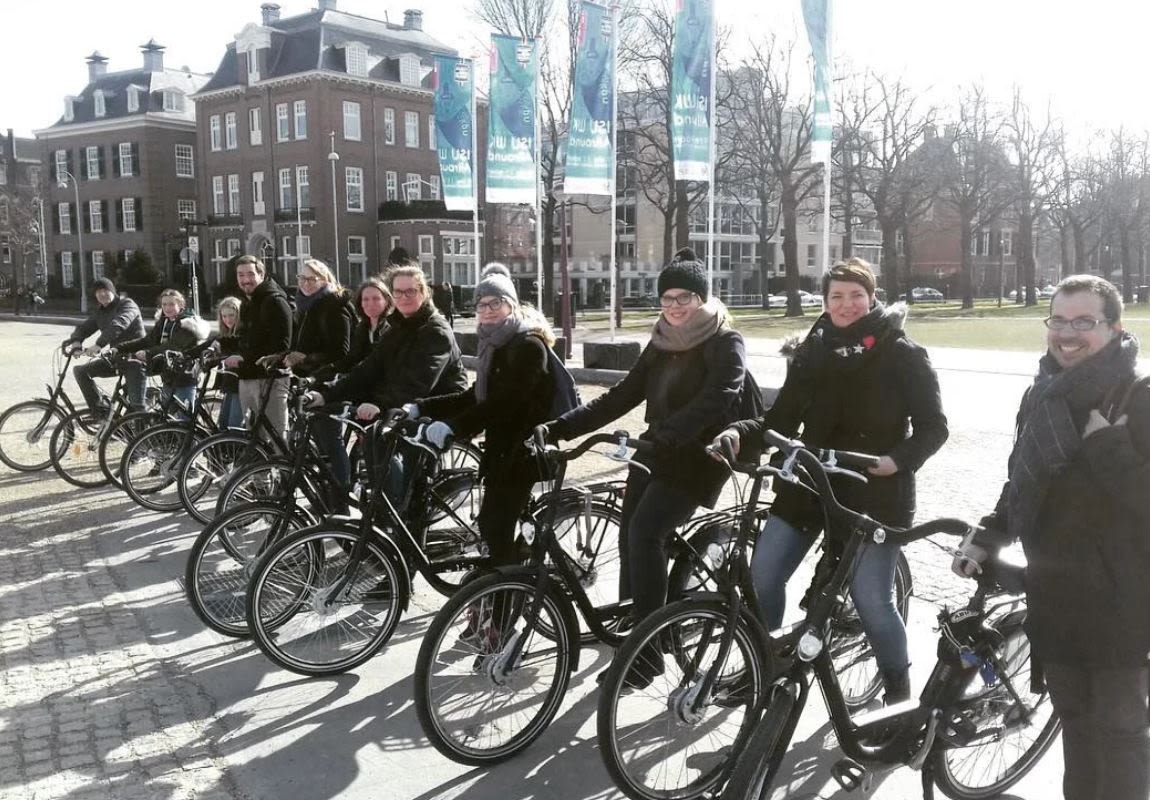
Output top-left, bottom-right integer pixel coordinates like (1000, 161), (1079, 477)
(528, 427), (651, 464)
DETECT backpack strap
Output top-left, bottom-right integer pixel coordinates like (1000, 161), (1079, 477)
(1107, 373), (1150, 422)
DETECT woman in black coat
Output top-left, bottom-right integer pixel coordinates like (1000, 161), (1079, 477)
(329, 276), (392, 376)
(718, 258), (948, 702)
(263, 259), (353, 379)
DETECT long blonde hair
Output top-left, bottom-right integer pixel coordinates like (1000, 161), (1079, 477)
(216, 296), (242, 337)
(301, 258), (344, 294)
(510, 300), (556, 347)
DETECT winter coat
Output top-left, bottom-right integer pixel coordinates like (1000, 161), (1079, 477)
(553, 328), (747, 508)
(329, 318), (387, 375)
(236, 280), (293, 379)
(117, 310), (211, 387)
(419, 332), (555, 483)
(732, 306), (948, 535)
(67, 294), (145, 348)
(290, 291), (354, 379)
(322, 304), (467, 411)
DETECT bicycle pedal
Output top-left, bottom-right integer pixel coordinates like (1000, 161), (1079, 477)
(938, 713), (977, 746)
(831, 757), (871, 793)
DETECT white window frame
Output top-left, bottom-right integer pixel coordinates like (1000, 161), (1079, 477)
(121, 198), (137, 232)
(61, 251), (74, 287)
(118, 142), (134, 177)
(347, 236), (366, 260)
(1001, 230), (1013, 257)
(345, 167), (364, 212)
(249, 107), (262, 146)
(293, 100), (307, 140)
(225, 112), (237, 149)
(384, 108), (395, 145)
(279, 168), (293, 209)
(418, 235), (433, 256)
(175, 144), (194, 178)
(246, 48), (260, 83)
(399, 54), (420, 86)
(54, 150), (67, 183)
(163, 91), (184, 112)
(405, 172), (422, 201)
(428, 113), (436, 151)
(251, 171), (265, 216)
(91, 251), (105, 279)
(298, 235), (312, 258)
(404, 111), (419, 148)
(210, 115), (222, 151)
(85, 146), (100, 180)
(127, 87), (139, 113)
(806, 243), (816, 268)
(346, 43), (368, 77)
(212, 176), (225, 215)
(385, 171), (398, 201)
(89, 201), (103, 233)
(93, 90), (105, 118)
(343, 101), (362, 141)
(276, 103), (290, 141)
(295, 165), (310, 208)
(281, 235), (294, 260)
(177, 199), (196, 221)
(227, 174), (241, 214)
(430, 175), (441, 200)
(227, 238), (241, 257)
(213, 239), (226, 262)
(58, 202), (72, 234)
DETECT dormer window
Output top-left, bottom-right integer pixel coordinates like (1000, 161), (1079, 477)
(93, 90), (106, 118)
(399, 54), (421, 86)
(346, 43), (368, 77)
(163, 90), (185, 112)
(247, 48), (261, 83)
(63, 97), (75, 122)
(127, 87), (140, 113)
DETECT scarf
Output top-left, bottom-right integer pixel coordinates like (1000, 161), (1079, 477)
(649, 297), (732, 353)
(797, 304), (900, 378)
(295, 283), (334, 313)
(1007, 332), (1140, 543)
(475, 316), (530, 402)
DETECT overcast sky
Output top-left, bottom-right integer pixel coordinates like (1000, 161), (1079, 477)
(2, 0), (1147, 141)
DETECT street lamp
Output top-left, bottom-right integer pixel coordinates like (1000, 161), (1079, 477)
(57, 169), (86, 313)
(327, 131), (341, 275)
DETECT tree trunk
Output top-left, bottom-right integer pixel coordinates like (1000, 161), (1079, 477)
(1072, 218), (1087, 276)
(674, 181), (691, 250)
(1018, 210), (1036, 306)
(758, 186), (772, 309)
(1059, 224), (1073, 278)
(1120, 224), (1136, 302)
(958, 215), (975, 309)
(879, 217), (901, 302)
(780, 186), (804, 317)
(900, 219), (915, 297)
(541, 195), (557, 320)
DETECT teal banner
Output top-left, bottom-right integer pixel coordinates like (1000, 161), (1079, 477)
(801, 0), (832, 163)
(487, 36), (537, 204)
(433, 56), (476, 211)
(671, 0), (714, 182)
(563, 1), (615, 196)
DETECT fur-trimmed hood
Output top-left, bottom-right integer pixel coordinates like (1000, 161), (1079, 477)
(780, 302), (907, 361)
(153, 307), (211, 341)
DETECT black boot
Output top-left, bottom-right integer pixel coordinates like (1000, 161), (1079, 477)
(881, 668), (911, 704)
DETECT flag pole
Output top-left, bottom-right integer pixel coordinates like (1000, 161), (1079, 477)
(471, 57), (481, 285)
(533, 38), (544, 311)
(706, 0), (717, 296)
(609, 2), (619, 342)
(820, 0), (833, 272)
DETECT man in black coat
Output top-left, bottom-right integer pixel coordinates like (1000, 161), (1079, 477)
(222, 255), (292, 435)
(957, 275), (1150, 800)
(65, 278), (147, 412)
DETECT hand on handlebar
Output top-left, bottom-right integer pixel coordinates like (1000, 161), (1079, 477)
(256, 354), (283, 369)
(867, 456), (899, 477)
(222, 355), (243, 369)
(82, 345), (103, 357)
(401, 402), (420, 420)
(356, 402), (381, 421)
(304, 390), (326, 409)
(708, 429), (741, 462)
(951, 529), (990, 578)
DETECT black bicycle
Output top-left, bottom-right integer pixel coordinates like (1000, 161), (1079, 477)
(0, 341), (84, 471)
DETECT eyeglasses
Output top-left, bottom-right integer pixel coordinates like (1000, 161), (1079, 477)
(393, 288), (421, 299)
(474, 299), (506, 313)
(1043, 316), (1110, 332)
(660, 292), (697, 308)
(297, 274), (320, 284)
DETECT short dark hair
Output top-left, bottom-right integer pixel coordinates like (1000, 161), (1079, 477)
(234, 254), (266, 276)
(1052, 274), (1123, 324)
(821, 257), (876, 298)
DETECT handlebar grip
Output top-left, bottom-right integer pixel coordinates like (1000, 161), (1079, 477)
(720, 433), (738, 464)
(761, 429), (797, 452)
(819, 448), (880, 471)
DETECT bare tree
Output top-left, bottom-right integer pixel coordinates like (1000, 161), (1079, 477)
(831, 69), (879, 261)
(3, 195), (42, 291)
(1004, 88), (1059, 305)
(1102, 128), (1150, 302)
(1049, 128), (1106, 277)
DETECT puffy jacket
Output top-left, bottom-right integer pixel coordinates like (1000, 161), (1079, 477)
(67, 294), (145, 348)
(117, 310), (211, 387)
(236, 280), (292, 379)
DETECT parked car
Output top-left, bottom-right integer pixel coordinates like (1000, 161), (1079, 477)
(899, 287), (945, 303)
(767, 292), (822, 309)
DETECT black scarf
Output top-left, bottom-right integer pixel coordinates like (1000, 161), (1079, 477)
(798, 304), (899, 378)
(1007, 332), (1140, 542)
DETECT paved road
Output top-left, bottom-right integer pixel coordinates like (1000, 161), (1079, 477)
(0, 320), (1063, 800)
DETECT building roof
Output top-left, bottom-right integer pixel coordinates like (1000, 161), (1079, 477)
(7, 134), (41, 163)
(43, 60), (211, 130)
(198, 7), (456, 95)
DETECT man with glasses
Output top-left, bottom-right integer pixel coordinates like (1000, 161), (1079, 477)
(956, 274), (1150, 800)
(222, 255), (293, 435)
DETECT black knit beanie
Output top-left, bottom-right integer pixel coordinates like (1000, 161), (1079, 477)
(92, 277), (116, 295)
(657, 247), (709, 300)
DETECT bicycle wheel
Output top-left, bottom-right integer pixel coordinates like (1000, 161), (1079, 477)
(831, 550), (913, 708)
(185, 502), (312, 638)
(718, 686), (798, 800)
(597, 598), (768, 800)
(246, 526), (405, 675)
(50, 410), (109, 488)
(414, 571), (575, 765)
(547, 498), (623, 642)
(440, 439), (481, 472)
(99, 410), (160, 488)
(179, 432), (264, 524)
(420, 469), (484, 588)
(214, 457), (305, 520)
(0, 399), (67, 472)
(931, 619), (1061, 800)
(120, 424), (202, 512)
(667, 518), (738, 600)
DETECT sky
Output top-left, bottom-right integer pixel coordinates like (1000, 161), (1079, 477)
(2, 0), (1148, 142)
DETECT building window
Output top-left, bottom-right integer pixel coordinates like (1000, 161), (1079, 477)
(296, 166), (310, 207)
(227, 174), (240, 214)
(246, 48), (260, 83)
(400, 54), (420, 86)
(343, 101), (361, 141)
(210, 115), (222, 151)
(384, 108), (395, 145)
(163, 91), (185, 112)
(175, 144), (194, 178)
(405, 173), (421, 200)
(294, 100), (307, 140)
(279, 168), (292, 209)
(430, 175), (441, 200)
(213, 239), (226, 262)
(61, 252), (74, 286)
(428, 114), (436, 151)
(212, 176), (225, 215)
(249, 107), (262, 146)
(348, 236), (366, 261)
(58, 202), (72, 234)
(298, 235), (311, 258)
(85, 146), (100, 180)
(418, 235), (433, 256)
(64, 98), (75, 122)
(281, 235), (293, 260)
(345, 167), (364, 212)
(177, 199), (196, 221)
(89, 201), (103, 233)
(1001, 230), (1013, 256)
(276, 103), (289, 141)
(121, 198), (137, 232)
(404, 111), (419, 148)
(93, 90), (106, 118)
(385, 171), (398, 201)
(118, 142), (134, 177)
(127, 87), (139, 113)
(806, 243), (816, 268)
(0, 202), (6, 225)
(92, 251), (105, 279)
(251, 171), (265, 216)
(346, 43), (367, 77)
(225, 112), (237, 149)
(0, 166), (7, 185)
(227, 238), (241, 257)
(54, 150), (67, 183)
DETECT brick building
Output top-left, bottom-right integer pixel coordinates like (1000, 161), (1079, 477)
(36, 44), (209, 301)
(193, 2), (490, 299)
(0, 129), (44, 293)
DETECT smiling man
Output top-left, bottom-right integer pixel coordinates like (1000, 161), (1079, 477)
(956, 274), (1150, 800)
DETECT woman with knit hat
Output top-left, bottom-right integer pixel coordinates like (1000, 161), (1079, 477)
(413, 262), (557, 567)
(544, 249), (748, 664)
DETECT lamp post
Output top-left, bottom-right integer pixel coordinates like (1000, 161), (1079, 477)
(34, 198), (47, 285)
(57, 169), (86, 313)
(328, 131), (341, 277)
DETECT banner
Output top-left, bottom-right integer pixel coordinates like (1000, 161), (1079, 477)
(563, 1), (615, 196)
(671, 0), (714, 182)
(433, 55), (475, 211)
(801, 0), (832, 164)
(487, 36), (537, 204)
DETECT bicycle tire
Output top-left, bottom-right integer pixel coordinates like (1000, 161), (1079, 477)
(413, 571), (575, 766)
(185, 502), (313, 638)
(214, 457), (309, 522)
(719, 686), (798, 800)
(178, 432), (266, 524)
(99, 410), (161, 488)
(418, 469), (484, 590)
(0, 399), (67, 472)
(50, 410), (110, 488)
(546, 497), (623, 643)
(597, 598), (768, 800)
(931, 617), (1061, 800)
(120, 424), (204, 512)
(245, 526), (405, 675)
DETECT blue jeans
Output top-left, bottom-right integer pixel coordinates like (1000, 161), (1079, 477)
(752, 514), (909, 673)
(217, 392), (244, 431)
(162, 384), (197, 419)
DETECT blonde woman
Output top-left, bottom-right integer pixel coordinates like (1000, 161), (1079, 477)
(262, 259), (353, 379)
(214, 296), (244, 429)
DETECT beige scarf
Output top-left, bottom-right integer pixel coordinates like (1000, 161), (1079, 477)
(649, 297), (733, 352)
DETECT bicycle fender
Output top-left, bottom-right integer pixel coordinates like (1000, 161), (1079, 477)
(484, 565), (583, 673)
(323, 518), (414, 613)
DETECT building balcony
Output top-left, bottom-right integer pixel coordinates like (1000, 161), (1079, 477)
(378, 200), (481, 223)
(274, 207), (315, 223)
(206, 213), (244, 227)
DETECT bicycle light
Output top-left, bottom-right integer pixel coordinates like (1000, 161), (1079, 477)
(798, 627), (824, 661)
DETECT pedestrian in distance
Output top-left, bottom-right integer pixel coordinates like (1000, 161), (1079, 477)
(65, 277), (147, 414)
(955, 274), (1150, 800)
(714, 257), (949, 703)
(433, 281), (456, 329)
(114, 289), (210, 414)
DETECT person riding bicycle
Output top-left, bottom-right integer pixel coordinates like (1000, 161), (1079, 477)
(412, 263), (556, 567)
(114, 289), (210, 414)
(259, 259), (353, 380)
(715, 258), (948, 704)
(329, 277), (393, 375)
(211, 296), (244, 430)
(955, 274), (1150, 800)
(543, 249), (748, 665)
(64, 277), (147, 414)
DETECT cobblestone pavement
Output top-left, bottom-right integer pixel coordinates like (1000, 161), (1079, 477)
(0, 320), (1060, 800)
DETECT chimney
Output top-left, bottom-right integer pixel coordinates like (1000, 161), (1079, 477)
(403, 9), (423, 31)
(86, 51), (108, 81)
(260, 3), (281, 25)
(318, 0), (337, 10)
(141, 39), (165, 72)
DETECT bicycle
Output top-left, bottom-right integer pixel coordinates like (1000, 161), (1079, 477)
(0, 341), (85, 471)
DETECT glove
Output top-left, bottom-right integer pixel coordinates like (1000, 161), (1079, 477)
(951, 528), (991, 578)
(423, 421), (454, 450)
(402, 403), (420, 420)
(305, 391), (325, 409)
(83, 345), (102, 357)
